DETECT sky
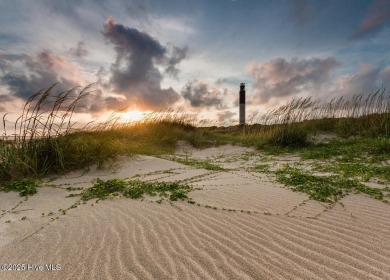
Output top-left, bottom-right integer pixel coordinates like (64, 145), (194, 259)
(1, 0), (390, 127)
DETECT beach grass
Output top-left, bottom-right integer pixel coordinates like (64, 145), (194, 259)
(0, 84), (389, 185)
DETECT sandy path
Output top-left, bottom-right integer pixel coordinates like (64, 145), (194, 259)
(0, 145), (389, 279)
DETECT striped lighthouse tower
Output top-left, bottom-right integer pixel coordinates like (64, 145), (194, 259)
(239, 83), (245, 125)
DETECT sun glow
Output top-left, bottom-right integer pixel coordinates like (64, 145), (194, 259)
(122, 110), (145, 122)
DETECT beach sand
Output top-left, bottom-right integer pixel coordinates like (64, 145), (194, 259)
(0, 144), (389, 279)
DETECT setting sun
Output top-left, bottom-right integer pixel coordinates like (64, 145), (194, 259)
(122, 110), (144, 122)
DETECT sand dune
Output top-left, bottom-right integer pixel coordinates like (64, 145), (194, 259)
(0, 145), (389, 279)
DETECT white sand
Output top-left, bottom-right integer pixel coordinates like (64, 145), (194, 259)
(0, 144), (389, 279)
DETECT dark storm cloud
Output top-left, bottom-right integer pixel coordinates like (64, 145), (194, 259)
(69, 41), (89, 58)
(165, 46), (188, 78)
(289, 0), (315, 26)
(182, 80), (225, 108)
(0, 50), (107, 114)
(0, 50), (78, 100)
(248, 57), (340, 103)
(101, 17), (184, 110)
(351, 0), (390, 40)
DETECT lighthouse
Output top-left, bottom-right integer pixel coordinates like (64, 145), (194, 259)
(239, 83), (245, 125)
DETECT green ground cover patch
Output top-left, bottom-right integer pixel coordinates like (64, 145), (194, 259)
(313, 162), (390, 182)
(276, 167), (388, 203)
(80, 178), (193, 202)
(258, 137), (390, 163)
(171, 156), (225, 171)
(300, 137), (390, 162)
(253, 164), (270, 173)
(0, 179), (39, 197)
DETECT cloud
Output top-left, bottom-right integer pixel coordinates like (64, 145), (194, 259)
(383, 66), (390, 81)
(248, 57), (340, 103)
(0, 50), (82, 100)
(351, 0), (390, 39)
(217, 110), (236, 123)
(215, 77), (243, 87)
(215, 78), (229, 85)
(0, 54), (27, 72)
(331, 63), (386, 98)
(101, 16), (184, 110)
(165, 45), (188, 78)
(43, 0), (85, 16)
(0, 17), (189, 116)
(0, 94), (15, 112)
(0, 50), (109, 115)
(152, 16), (196, 35)
(69, 41), (88, 58)
(181, 80), (226, 109)
(289, 0), (315, 26)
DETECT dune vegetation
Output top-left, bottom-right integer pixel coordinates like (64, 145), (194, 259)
(0, 84), (389, 192)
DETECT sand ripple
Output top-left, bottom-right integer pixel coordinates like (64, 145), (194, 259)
(0, 152), (389, 279)
(0, 196), (389, 279)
